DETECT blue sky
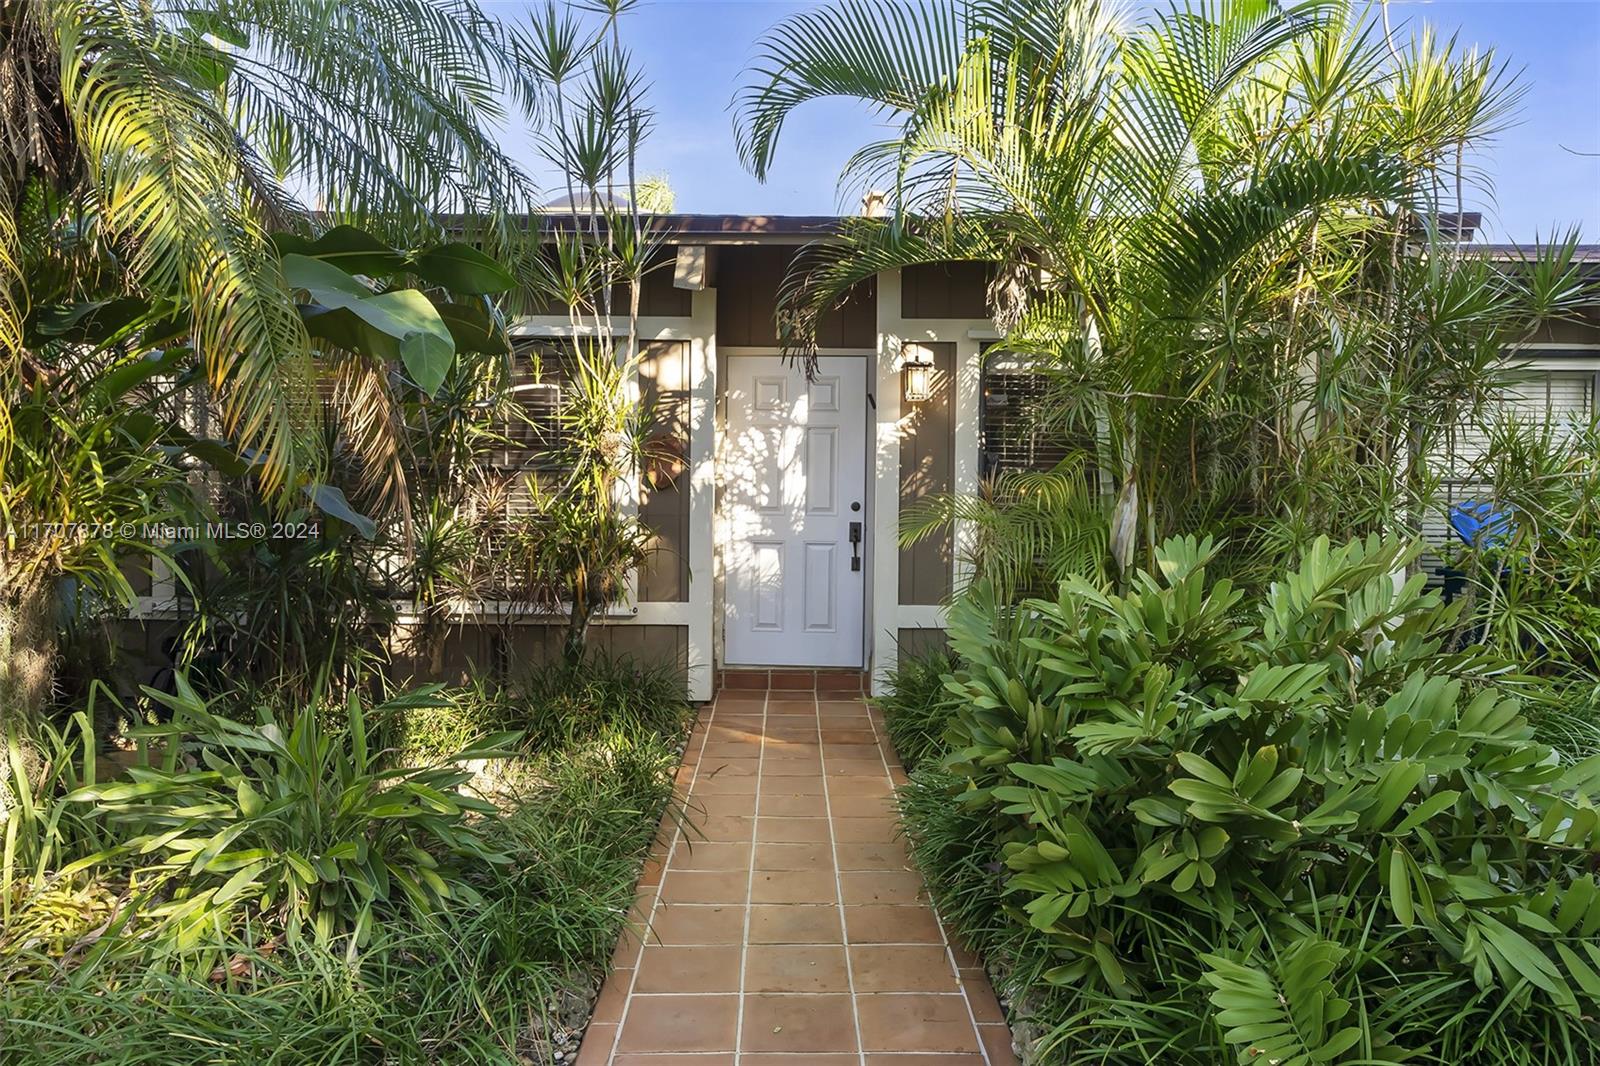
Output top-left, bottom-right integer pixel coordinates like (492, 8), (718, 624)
(507, 1), (1600, 242)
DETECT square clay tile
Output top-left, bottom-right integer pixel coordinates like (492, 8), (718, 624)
(743, 944), (850, 993)
(689, 814), (755, 842)
(670, 841), (751, 871)
(832, 794), (896, 818)
(711, 712), (766, 728)
(980, 1023), (1022, 1064)
(695, 774), (759, 796)
(611, 927), (645, 970)
(835, 840), (913, 871)
(575, 1024), (616, 1065)
(615, 995), (739, 1053)
(756, 816), (832, 843)
(764, 725), (822, 743)
(645, 903), (745, 945)
(614, 1055), (737, 1066)
(823, 743), (885, 762)
(720, 671), (769, 690)
(948, 937), (981, 968)
(767, 701), (821, 716)
(762, 741), (822, 760)
(856, 993), (982, 1053)
(961, 969), (1006, 1023)
(826, 758), (891, 778)
(839, 870), (928, 905)
(747, 904), (843, 944)
(828, 778), (895, 799)
(740, 993), (859, 1053)
(695, 792), (758, 817)
(754, 842), (834, 870)
(845, 904), (944, 944)
(865, 1056), (985, 1065)
(751, 868), (839, 905)
(762, 757), (824, 776)
(849, 944), (961, 992)
(697, 743), (763, 763)
(831, 816), (901, 843)
(820, 727), (880, 744)
(761, 775), (826, 795)
(633, 944), (742, 993)
(760, 793), (829, 817)
(744, 1056), (860, 1066)
(589, 967), (632, 1023)
(658, 870), (749, 905)
(699, 757), (760, 776)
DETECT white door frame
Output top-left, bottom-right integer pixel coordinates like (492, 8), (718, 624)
(715, 348), (875, 670)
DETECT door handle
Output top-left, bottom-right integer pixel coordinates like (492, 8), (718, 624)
(849, 521), (862, 572)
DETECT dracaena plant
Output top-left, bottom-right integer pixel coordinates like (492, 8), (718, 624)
(935, 534), (1600, 1063)
(65, 676), (519, 958)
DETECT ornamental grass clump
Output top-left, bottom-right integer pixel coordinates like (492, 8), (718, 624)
(938, 534), (1600, 1063)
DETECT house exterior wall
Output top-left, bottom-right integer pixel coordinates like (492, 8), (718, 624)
(714, 246), (876, 348)
(123, 223), (1594, 705)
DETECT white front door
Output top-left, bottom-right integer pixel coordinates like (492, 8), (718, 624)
(723, 355), (868, 667)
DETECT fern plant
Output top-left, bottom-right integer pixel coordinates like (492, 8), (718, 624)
(936, 534), (1600, 1063)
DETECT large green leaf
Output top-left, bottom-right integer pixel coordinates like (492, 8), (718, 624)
(273, 226), (407, 277)
(305, 484), (377, 540)
(436, 300), (511, 354)
(410, 243), (515, 294)
(283, 253), (456, 395)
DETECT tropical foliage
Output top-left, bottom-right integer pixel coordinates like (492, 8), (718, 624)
(63, 678), (517, 956)
(736, 0), (1593, 578)
(908, 534), (1600, 1062)
(2, 667), (691, 1063)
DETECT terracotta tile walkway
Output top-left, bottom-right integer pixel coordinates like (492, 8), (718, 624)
(580, 689), (1019, 1065)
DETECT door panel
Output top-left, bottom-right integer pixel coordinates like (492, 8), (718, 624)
(724, 356), (867, 667)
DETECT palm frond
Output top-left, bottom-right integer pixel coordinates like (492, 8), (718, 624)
(734, 0), (969, 180)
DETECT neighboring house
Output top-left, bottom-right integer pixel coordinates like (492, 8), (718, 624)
(126, 216), (1600, 701)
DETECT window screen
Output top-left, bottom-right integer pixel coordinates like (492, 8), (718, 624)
(1421, 363), (1598, 550)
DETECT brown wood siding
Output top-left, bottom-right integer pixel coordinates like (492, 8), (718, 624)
(898, 342), (955, 606)
(430, 623), (689, 684)
(638, 340), (691, 602)
(901, 261), (993, 319)
(715, 246), (876, 348)
(1527, 308), (1600, 346)
(896, 627), (949, 659)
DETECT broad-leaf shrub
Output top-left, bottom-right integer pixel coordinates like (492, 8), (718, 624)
(940, 535), (1600, 1063)
(67, 679), (518, 951)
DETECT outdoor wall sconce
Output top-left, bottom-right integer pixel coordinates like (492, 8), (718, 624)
(902, 352), (933, 404)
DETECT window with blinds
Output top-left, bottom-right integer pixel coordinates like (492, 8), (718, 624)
(981, 371), (1074, 476)
(1421, 363), (1599, 551)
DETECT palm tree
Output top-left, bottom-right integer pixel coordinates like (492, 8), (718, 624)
(1, 0), (538, 498)
(0, 0), (545, 715)
(735, 0), (1590, 576)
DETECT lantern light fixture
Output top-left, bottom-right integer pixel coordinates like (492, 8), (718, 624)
(902, 352), (933, 403)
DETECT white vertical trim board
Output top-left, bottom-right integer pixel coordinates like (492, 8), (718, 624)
(871, 269), (904, 696)
(686, 287), (718, 702)
(952, 335), (983, 594)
